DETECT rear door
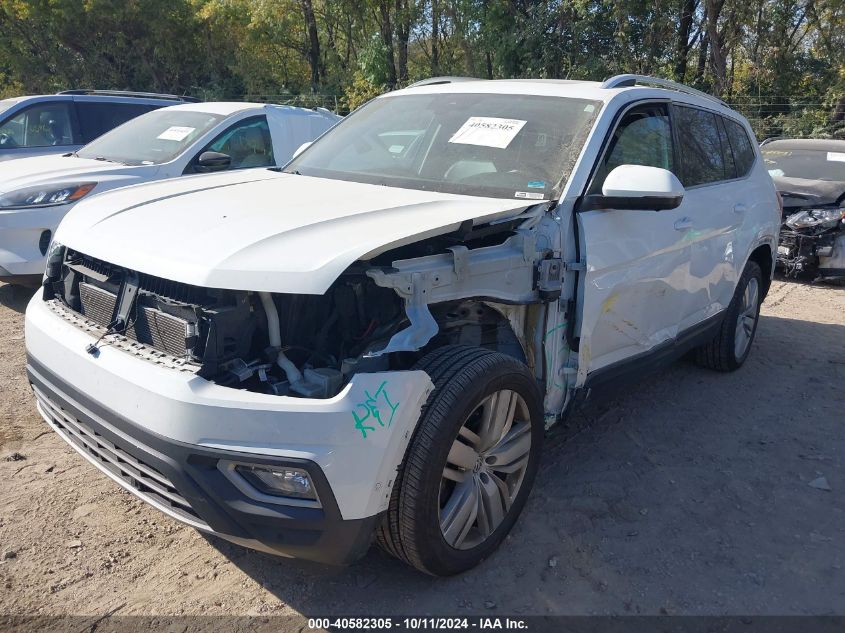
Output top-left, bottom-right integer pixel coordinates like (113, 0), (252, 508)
(575, 102), (692, 381)
(671, 105), (739, 326)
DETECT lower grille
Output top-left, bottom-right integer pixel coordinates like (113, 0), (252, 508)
(79, 282), (192, 358)
(33, 385), (208, 531)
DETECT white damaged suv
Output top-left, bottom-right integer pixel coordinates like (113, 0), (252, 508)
(25, 75), (780, 575)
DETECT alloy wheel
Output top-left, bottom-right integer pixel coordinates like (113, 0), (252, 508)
(734, 277), (759, 359)
(439, 389), (532, 550)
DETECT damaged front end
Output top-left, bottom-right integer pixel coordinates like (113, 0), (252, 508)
(778, 205), (845, 280)
(43, 208), (562, 402)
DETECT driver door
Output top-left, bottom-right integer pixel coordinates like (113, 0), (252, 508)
(575, 102), (693, 383)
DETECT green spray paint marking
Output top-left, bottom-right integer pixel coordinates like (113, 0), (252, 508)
(352, 381), (400, 439)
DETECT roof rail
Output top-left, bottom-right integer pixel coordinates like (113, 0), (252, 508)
(600, 74), (727, 107)
(56, 89), (200, 103)
(406, 76), (481, 89)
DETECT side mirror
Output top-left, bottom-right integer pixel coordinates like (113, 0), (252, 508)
(292, 142), (312, 159)
(196, 151), (231, 173)
(584, 165), (684, 211)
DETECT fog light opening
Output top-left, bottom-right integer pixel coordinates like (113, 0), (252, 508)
(235, 464), (318, 501)
(39, 230), (52, 256)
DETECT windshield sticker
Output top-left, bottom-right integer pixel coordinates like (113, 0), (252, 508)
(449, 117), (527, 149)
(527, 180), (546, 189)
(157, 126), (196, 142)
(515, 191), (545, 200)
(827, 152), (845, 163)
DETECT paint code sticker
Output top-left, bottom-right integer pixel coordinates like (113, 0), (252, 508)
(449, 117), (527, 149)
(827, 152), (845, 163)
(157, 126), (196, 142)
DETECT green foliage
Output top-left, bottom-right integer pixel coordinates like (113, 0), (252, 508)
(0, 0), (841, 135)
(344, 69), (388, 112)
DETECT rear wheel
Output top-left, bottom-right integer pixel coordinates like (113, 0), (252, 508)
(695, 261), (763, 371)
(376, 345), (543, 576)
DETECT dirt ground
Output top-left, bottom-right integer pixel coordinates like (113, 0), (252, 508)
(1, 278), (844, 623)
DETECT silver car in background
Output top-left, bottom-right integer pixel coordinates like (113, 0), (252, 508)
(0, 90), (197, 162)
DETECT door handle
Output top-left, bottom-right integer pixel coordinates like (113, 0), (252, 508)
(674, 217), (693, 231)
(734, 203), (748, 214)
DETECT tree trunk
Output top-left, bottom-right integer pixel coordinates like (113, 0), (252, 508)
(704, 0), (727, 95)
(379, 1), (397, 88)
(673, 0), (696, 81)
(431, 0), (439, 75)
(694, 30), (708, 84)
(395, 0), (410, 83)
(299, 0), (321, 92)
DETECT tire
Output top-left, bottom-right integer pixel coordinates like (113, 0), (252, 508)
(376, 345), (544, 576)
(695, 261), (763, 371)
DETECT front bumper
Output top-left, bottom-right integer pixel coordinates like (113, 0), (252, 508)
(25, 294), (433, 564)
(0, 206), (69, 277)
(28, 359), (377, 564)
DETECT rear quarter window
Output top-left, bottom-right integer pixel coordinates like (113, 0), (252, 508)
(723, 118), (756, 177)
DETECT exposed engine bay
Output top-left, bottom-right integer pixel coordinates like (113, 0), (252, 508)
(777, 201), (845, 280)
(43, 214), (554, 399)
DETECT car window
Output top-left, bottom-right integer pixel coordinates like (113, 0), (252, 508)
(195, 116), (274, 170)
(723, 118), (756, 178)
(589, 104), (674, 194)
(77, 102), (159, 143)
(0, 102), (74, 148)
(285, 93), (602, 200)
(76, 109), (224, 165)
(676, 106), (727, 186)
(717, 117), (737, 179)
(762, 147), (845, 182)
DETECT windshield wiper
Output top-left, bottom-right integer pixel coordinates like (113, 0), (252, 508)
(91, 156), (127, 165)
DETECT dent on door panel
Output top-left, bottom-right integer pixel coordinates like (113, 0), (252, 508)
(576, 208), (692, 384)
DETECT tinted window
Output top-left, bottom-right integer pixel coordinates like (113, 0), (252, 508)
(196, 116), (274, 170)
(676, 106), (726, 186)
(717, 117), (737, 179)
(591, 104), (674, 193)
(724, 118), (756, 177)
(77, 102), (158, 142)
(0, 101), (74, 148)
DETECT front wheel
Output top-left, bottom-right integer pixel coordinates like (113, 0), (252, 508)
(376, 346), (544, 576)
(695, 260), (763, 371)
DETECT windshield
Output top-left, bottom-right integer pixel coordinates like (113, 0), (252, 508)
(285, 92), (602, 199)
(763, 147), (845, 182)
(77, 109), (225, 165)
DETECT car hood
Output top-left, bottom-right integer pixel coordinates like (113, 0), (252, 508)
(0, 154), (151, 194)
(773, 175), (845, 209)
(56, 170), (532, 294)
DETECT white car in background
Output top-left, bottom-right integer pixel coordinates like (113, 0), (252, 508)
(0, 102), (340, 284)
